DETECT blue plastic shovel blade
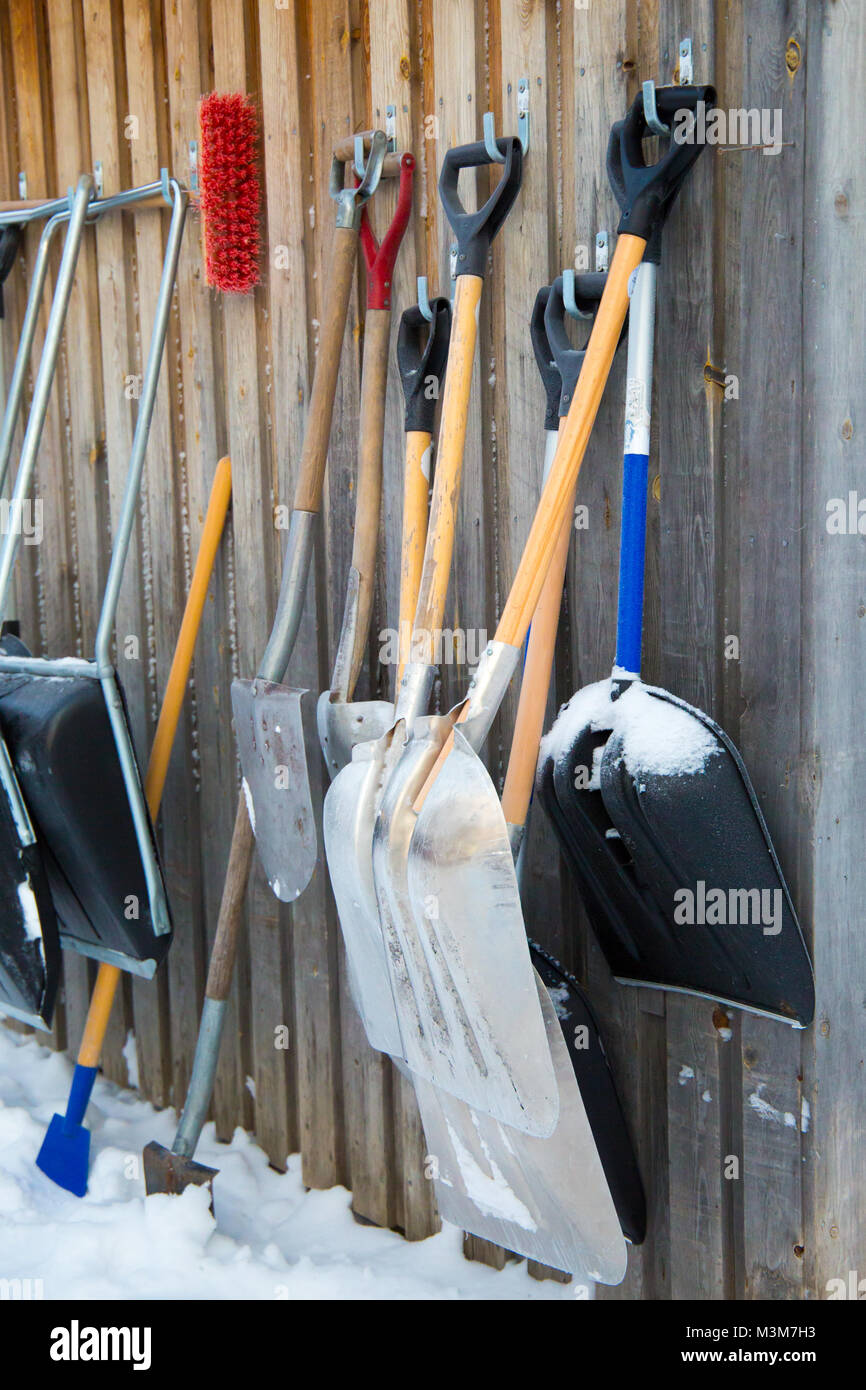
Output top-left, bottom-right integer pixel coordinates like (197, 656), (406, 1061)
(35, 1112), (91, 1197)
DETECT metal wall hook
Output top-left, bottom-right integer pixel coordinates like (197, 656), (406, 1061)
(417, 275), (433, 322)
(562, 268), (593, 321)
(330, 130), (388, 229)
(642, 80), (670, 138)
(482, 111), (507, 164)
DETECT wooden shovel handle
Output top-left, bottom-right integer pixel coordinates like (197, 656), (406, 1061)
(500, 430), (573, 829)
(205, 791), (256, 1002)
(411, 273), (482, 640)
(397, 430), (432, 684)
(495, 233), (644, 648)
(293, 224), (358, 512)
(331, 306), (391, 701)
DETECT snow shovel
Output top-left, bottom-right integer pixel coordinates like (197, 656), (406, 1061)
(407, 283), (636, 1277)
(326, 292), (451, 1053)
(537, 231), (814, 1020)
(317, 152), (415, 776)
(324, 135), (540, 1123)
(230, 132), (388, 905)
(374, 86), (716, 1131)
(0, 177), (188, 986)
(0, 207), (73, 1028)
(142, 135), (391, 1198)
(35, 457), (232, 1196)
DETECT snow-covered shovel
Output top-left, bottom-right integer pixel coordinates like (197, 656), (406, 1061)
(536, 91), (814, 1027)
(316, 154), (415, 776)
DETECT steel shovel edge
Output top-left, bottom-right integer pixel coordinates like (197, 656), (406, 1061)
(231, 677), (316, 903)
(316, 689), (395, 782)
(395, 723), (559, 1136)
(142, 1140), (218, 1198)
(322, 728), (404, 1057)
(413, 972), (627, 1282)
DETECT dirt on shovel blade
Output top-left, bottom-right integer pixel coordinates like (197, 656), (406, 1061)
(142, 1141), (217, 1198)
(539, 678), (815, 1026)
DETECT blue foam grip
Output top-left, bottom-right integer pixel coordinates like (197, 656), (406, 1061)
(615, 452), (650, 675)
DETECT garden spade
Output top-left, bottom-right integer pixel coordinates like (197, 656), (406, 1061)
(379, 86), (715, 1131)
(317, 153), (415, 776)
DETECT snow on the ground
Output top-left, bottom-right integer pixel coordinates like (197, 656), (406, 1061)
(0, 1026), (573, 1301)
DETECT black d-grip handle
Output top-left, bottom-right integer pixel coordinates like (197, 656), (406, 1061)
(397, 297), (452, 435)
(530, 287), (561, 433)
(607, 84), (716, 263)
(438, 136), (523, 279)
(545, 272), (612, 415)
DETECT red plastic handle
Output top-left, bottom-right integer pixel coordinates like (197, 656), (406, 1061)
(358, 152), (415, 310)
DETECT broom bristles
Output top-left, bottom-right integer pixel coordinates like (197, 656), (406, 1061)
(199, 92), (261, 295)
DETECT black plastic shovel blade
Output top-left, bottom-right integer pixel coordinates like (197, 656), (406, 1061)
(142, 1141), (217, 1200)
(540, 679), (815, 1026)
(529, 942), (646, 1245)
(0, 670), (172, 971)
(0, 744), (60, 1029)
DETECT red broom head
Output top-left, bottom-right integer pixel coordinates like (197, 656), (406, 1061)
(199, 92), (261, 294)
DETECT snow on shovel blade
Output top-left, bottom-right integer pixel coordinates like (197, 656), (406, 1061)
(0, 736), (60, 1030)
(389, 723), (558, 1136)
(231, 678), (315, 903)
(544, 679), (814, 1026)
(411, 971), (627, 1282)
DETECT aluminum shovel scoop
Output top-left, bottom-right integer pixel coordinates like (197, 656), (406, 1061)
(317, 153), (415, 775)
(372, 87), (718, 1132)
(231, 131), (389, 904)
(325, 136), (544, 1112)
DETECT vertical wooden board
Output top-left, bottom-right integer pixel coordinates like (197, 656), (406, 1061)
(653, 0), (727, 1302)
(429, 0), (485, 716)
(121, 0), (184, 1111)
(799, 0), (866, 1299)
(209, 0), (278, 1154)
(734, 0), (807, 1300)
(44, 0), (110, 1065)
(159, 0), (231, 1117)
(368, 0), (439, 1239)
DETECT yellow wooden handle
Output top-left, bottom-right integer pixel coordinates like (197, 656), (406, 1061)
(500, 425), (574, 829)
(77, 456), (233, 1069)
(495, 234), (644, 648)
(397, 429), (431, 684)
(411, 273), (482, 641)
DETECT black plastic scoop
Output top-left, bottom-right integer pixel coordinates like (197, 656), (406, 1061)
(537, 89), (814, 1026)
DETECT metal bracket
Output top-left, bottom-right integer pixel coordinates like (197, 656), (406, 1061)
(17, 171), (27, 200)
(642, 80), (670, 138)
(482, 110), (506, 164)
(417, 275), (433, 322)
(595, 229), (609, 273)
(517, 77), (530, 155)
(385, 104), (397, 149)
(679, 37), (693, 85)
(159, 168), (172, 206)
(330, 129), (388, 230)
(93, 162), (104, 199)
(188, 140), (199, 193)
(449, 242), (458, 298)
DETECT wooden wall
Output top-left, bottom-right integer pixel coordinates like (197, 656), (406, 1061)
(0, 0), (862, 1298)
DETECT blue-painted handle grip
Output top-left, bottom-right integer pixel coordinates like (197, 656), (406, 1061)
(64, 1064), (98, 1129)
(614, 451), (649, 675)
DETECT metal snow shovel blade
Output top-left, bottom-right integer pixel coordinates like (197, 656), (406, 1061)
(325, 135), (530, 1102)
(230, 133), (389, 903)
(144, 135), (392, 1197)
(317, 153), (415, 777)
(0, 177), (189, 979)
(407, 282), (630, 1277)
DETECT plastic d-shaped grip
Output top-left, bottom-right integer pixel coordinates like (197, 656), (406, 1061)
(397, 297), (452, 435)
(607, 84), (716, 263)
(438, 136), (523, 279)
(529, 288), (561, 433)
(545, 272), (616, 415)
